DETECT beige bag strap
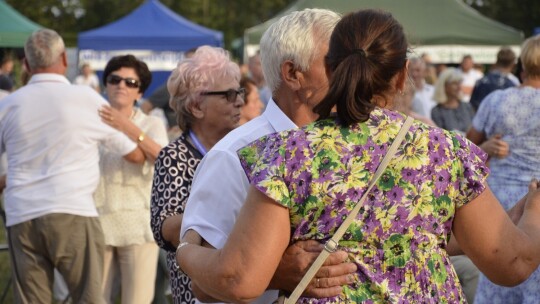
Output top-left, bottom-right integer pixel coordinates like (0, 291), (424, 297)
(283, 116), (413, 304)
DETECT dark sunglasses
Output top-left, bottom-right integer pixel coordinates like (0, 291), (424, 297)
(201, 88), (246, 103)
(106, 74), (140, 89)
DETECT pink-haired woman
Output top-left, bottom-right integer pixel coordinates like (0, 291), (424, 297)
(150, 46), (245, 303)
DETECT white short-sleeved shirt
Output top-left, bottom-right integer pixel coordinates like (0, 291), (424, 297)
(182, 99), (296, 304)
(411, 82), (436, 119)
(0, 73), (137, 226)
(460, 69), (484, 102)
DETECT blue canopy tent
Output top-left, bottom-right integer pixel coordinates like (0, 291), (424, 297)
(78, 0), (223, 97)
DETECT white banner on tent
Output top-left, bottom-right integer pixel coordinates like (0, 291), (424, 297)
(410, 45), (521, 64)
(78, 50), (185, 70)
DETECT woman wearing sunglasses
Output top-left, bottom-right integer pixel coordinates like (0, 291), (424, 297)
(96, 55), (169, 304)
(150, 46), (244, 304)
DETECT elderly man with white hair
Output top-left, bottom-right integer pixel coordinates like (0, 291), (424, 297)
(180, 8), (357, 303)
(0, 29), (144, 303)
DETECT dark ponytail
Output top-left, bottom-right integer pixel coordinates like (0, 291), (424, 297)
(314, 9), (408, 126)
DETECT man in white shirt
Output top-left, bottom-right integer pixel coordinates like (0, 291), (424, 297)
(181, 9), (357, 303)
(0, 29), (145, 303)
(459, 55), (484, 102)
(409, 57), (436, 120)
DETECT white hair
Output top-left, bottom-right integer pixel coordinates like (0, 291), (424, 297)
(432, 67), (463, 104)
(24, 29), (65, 70)
(260, 8), (340, 94)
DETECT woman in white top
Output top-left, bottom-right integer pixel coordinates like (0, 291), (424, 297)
(95, 55), (169, 304)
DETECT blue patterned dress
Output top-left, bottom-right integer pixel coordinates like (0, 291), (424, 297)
(472, 86), (540, 304)
(239, 108), (489, 303)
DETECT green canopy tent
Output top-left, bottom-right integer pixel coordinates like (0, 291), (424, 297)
(244, 0), (524, 63)
(0, 0), (42, 47)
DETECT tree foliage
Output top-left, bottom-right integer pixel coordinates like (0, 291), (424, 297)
(6, 0), (537, 51)
(464, 0), (540, 37)
(6, 0), (294, 48)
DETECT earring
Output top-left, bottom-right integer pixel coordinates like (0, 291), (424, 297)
(398, 90), (404, 96)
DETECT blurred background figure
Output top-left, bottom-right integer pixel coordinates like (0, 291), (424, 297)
(0, 54), (14, 92)
(74, 62), (100, 93)
(458, 54), (483, 102)
(393, 81), (436, 126)
(420, 52), (438, 85)
(95, 54), (169, 304)
(431, 67), (475, 133)
(470, 47), (518, 111)
(409, 57), (436, 120)
(248, 52), (271, 106)
(150, 45), (243, 304)
(239, 76), (264, 125)
(467, 35), (540, 304)
(140, 48), (198, 139)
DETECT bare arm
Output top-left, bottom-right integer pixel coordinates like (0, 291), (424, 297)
(0, 175), (5, 194)
(466, 128), (509, 159)
(185, 235), (356, 302)
(99, 105), (163, 162)
(161, 214), (183, 248)
(179, 186), (290, 303)
(452, 182), (540, 286)
(122, 147), (145, 164)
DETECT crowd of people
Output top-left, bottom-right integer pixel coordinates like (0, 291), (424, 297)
(1, 6), (540, 304)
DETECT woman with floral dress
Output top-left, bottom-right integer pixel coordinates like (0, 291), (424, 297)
(176, 10), (540, 303)
(467, 35), (540, 304)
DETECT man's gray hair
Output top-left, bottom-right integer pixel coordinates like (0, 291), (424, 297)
(260, 8), (340, 94)
(24, 29), (65, 70)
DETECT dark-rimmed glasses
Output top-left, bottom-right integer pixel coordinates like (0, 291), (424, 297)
(201, 88), (245, 103)
(106, 74), (140, 89)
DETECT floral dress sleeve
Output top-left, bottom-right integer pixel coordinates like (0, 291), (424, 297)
(238, 131), (294, 208)
(450, 131), (490, 208)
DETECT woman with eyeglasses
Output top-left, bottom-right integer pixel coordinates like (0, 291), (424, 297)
(149, 46), (244, 304)
(95, 54), (169, 304)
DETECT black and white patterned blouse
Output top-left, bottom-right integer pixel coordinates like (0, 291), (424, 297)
(151, 133), (203, 304)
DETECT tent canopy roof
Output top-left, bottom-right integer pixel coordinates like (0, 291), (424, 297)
(78, 0), (223, 51)
(245, 0), (523, 47)
(0, 0), (42, 47)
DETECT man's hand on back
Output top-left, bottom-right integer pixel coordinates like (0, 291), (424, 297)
(269, 240), (357, 298)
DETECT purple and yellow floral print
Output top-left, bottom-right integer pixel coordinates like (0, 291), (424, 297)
(239, 108), (489, 303)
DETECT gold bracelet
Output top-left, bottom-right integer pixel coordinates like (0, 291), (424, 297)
(137, 132), (145, 143)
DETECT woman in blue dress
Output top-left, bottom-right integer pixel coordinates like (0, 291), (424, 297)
(467, 35), (540, 304)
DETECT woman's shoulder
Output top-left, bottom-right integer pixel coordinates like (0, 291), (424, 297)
(159, 134), (190, 156)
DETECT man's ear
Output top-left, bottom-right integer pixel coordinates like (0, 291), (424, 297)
(23, 58), (31, 74)
(61, 52), (68, 68)
(280, 60), (302, 91)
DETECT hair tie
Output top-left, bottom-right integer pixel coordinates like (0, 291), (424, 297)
(352, 48), (366, 57)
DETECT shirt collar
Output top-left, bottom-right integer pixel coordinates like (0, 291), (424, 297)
(28, 73), (70, 85)
(262, 98), (298, 132)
